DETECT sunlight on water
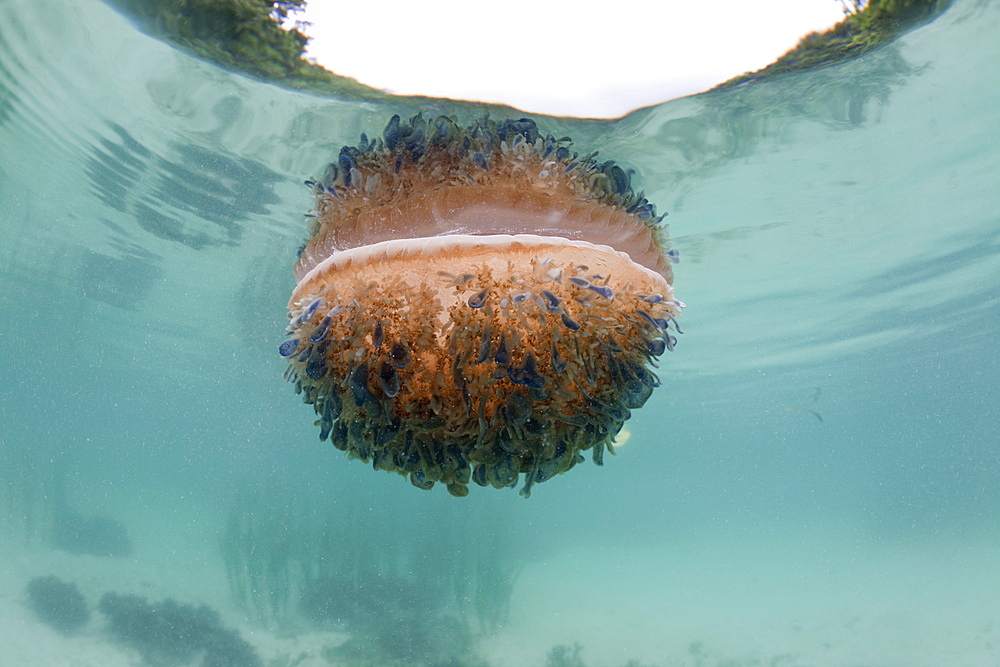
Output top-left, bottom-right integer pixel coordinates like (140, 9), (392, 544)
(1, 1), (997, 666)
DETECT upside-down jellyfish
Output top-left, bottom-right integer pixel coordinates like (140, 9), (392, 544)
(281, 114), (683, 497)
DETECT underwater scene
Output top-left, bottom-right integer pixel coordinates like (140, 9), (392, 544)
(1, 1), (998, 666)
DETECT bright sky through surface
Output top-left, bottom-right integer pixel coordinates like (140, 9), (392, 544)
(286, 0), (848, 118)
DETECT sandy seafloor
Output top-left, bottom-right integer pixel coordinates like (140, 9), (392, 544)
(3, 532), (998, 667)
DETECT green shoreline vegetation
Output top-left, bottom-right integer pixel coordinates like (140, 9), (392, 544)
(714, 0), (953, 90)
(106, 0), (393, 103)
(108, 0), (953, 105)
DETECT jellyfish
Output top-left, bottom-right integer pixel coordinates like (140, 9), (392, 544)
(280, 114), (683, 497)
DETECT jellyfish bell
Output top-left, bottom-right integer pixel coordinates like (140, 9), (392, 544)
(281, 114), (683, 498)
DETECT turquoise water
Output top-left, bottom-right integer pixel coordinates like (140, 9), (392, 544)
(1, 1), (998, 666)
